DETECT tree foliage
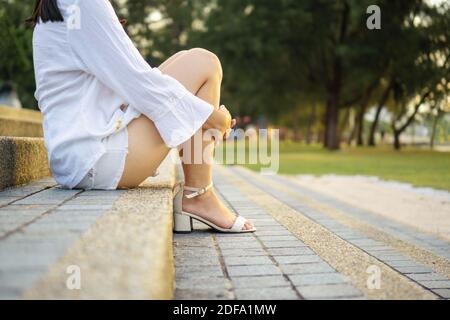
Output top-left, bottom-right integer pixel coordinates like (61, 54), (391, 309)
(0, 0), (448, 150)
(0, 0), (35, 108)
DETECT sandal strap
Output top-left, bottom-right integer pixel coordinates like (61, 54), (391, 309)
(184, 182), (214, 199)
(231, 216), (247, 232)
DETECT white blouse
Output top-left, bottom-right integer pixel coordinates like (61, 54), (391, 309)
(33, 0), (213, 188)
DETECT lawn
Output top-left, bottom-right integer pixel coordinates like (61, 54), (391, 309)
(219, 141), (450, 191)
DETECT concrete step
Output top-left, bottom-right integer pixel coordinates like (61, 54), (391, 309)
(0, 137), (50, 190)
(0, 151), (181, 299)
(173, 165), (449, 300)
(0, 105), (47, 190)
(3, 154), (447, 300)
(0, 105), (43, 137)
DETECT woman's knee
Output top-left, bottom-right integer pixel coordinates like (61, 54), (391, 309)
(188, 48), (223, 80)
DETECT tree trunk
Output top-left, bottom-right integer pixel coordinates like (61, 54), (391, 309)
(339, 107), (351, 145)
(368, 81), (393, 146)
(430, 110), (442, 149)
(323, 2), (348, 150)
(393, 130), (401, 150)
(305, 103), (316, 145)
(347, 82), (377, 146)
(368, 106), (382, 146)
(324, 98), (340, 150)
(324, 64), (342, 150)
(391, 90), (431, 150)
(356, 105), (366, 146)
(356, 88), (375, 146)
(347, 109), (356, 145)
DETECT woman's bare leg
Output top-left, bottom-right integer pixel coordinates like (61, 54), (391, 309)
(118, 48), (252, 230)
(159, 49), (252, 230)
(158, 50), (188, 70)
(156, 49), (220, 188)
(115, 51), (192, 187)
(117, 48), (206, 188)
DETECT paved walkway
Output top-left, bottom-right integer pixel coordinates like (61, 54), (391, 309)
(291, 175), (450, 241)
(0, 179), (124, 298)
(1, 165), (449, 299)
(0, 155), (176, 299)
(174, 166), (450, 300)
(174, 190), (363, 300)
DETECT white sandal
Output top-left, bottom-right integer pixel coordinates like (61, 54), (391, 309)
(173, 183), (256, 233)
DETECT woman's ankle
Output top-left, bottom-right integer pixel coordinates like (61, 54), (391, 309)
(183, 188), (214, 201)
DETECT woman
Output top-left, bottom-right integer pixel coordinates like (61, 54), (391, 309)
(29, 0), (255, 233)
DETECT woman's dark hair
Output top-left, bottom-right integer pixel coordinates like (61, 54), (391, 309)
(27, 0), (127, 27)
(27, 0), (64, 26)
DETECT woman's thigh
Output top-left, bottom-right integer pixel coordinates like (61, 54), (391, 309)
(117, 115), (169, 188)
(158, 50), (188, 70)
(117, 49), (214, 188)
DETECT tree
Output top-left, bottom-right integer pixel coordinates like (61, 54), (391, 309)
(198, 0), (449, 151)
(366, 1), (449, 148)
(1, 0), (448, 149)
(199, 0), (391, 149)
(0, 0), (35, 108)
(387, 1), (449, 150)
(354, 80), (378, 146)
(368, 79), (393, 146)
(429, 98), (449, 148)
(116, 0), (209, 65)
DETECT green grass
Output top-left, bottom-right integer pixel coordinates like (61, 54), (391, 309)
(219, 141), (450, 191)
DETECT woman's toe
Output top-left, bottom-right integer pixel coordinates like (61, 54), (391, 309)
(244, 221), (254, 230)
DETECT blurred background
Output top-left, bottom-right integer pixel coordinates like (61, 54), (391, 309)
(0, 0), (449, 190)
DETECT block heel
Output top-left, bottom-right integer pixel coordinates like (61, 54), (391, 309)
(174, 182), (256, 233)
(173, 183), (193, 233)
(174, 212), (193, 233)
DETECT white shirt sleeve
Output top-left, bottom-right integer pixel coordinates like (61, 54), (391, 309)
(67, 0), (214, 147)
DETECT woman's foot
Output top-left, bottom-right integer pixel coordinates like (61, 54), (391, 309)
(182, 188), (254, 231)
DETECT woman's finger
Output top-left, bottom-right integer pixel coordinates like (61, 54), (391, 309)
(224, 128), (232, 140)
(220, 105), (231, 116)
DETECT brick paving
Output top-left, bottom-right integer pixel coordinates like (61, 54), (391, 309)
(173, 178), (364, 300)
(1, 165), (449, 300)
(268, 174), (450, 260)
(228, 167), (450, 299)
(0, 180), (124, 299)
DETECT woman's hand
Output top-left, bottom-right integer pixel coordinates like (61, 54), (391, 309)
(204, 105), (236, 140)
(218, 105), (236, 140)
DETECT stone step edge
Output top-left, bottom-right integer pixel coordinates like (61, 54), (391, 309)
(0, 105), (43, 122)
(0, 136), (50, 190)
(0, 118), (44, 138)
(22, 151), (181, 299)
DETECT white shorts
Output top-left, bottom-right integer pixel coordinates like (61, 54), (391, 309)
(74, 128), (129, 190)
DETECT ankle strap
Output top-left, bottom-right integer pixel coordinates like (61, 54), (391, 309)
(184, 182), (214, 199)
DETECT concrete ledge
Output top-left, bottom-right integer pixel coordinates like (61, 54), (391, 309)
(0, 118), (43, 137)
(22, 152), (180, 299)
(0, 105), (43, 137)
(0, 137), (50, 190)
(0, 105), (42, 121)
